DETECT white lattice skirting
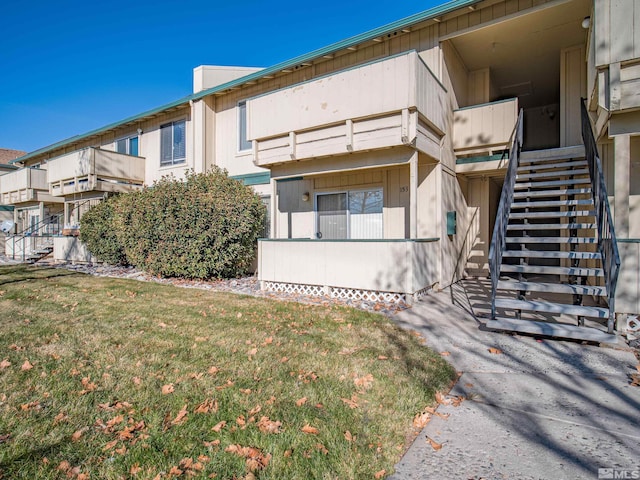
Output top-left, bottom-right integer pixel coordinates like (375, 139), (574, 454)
(262, 281), (408, 304)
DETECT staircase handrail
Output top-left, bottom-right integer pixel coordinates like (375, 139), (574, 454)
(489, 108), (524, 319)
(580, 99), (620, 333)
(10, 213), (63, 261)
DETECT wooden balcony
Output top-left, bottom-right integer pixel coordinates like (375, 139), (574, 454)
(47, 148), (145, 197)
(453, 98), (518, 158)
(0, 167), (59, 205)
(248, 51), (448, 167)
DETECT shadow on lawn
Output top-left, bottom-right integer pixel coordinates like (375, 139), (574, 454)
(0, 265), (81, 286)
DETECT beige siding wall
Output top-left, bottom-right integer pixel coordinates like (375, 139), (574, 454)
(594, 0), (640, 68)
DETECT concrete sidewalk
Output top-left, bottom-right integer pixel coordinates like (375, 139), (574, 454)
(390, 280), (640, 480)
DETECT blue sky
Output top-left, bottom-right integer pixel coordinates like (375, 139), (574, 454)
(0, 0), (441, 154)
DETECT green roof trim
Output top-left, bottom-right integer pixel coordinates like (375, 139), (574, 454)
(11, 0), (479, 165)
(231, 172), (271, 186)
(0, 205), (15, 212)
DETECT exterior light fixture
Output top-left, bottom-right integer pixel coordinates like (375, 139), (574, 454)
(302, 192), (310, 202)
(582, 16), (591, 29)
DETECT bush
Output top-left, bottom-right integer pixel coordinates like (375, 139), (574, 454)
(79, 197), (128, 266)
(81, 168), (267, 279)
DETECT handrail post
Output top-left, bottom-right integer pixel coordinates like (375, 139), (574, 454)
(489, 108), (524, 319)
(580, 99), (620, 333)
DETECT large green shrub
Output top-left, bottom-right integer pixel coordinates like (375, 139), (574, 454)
(79, 196), (128, 266)
(81, 168), (267, 279)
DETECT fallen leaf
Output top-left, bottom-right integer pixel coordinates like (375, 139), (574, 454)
(488, 347), (503, 355)
(71, 429), (84, 441)
(132, 377), (142, 386)
(451, 396), (465, 407)
(168, 466), (183, 476)
(0, 359), (11, 369)
(413, 411), (431, 429)
(374, 470), (386, 479)
(211, 421), (226, 432)
(21, 360), (33, 371)
(103, 439), (118, 451)
(440, 351), (451, 356)
(435, 392), (450, 405)
(295, 397), (307, 407)
(354, 374), (374, 390)
(171, 405), (188, 425)
(247, 348), (258, 356)
(301, 424), (319, 434)
(57, 460), (71, 472)
(77, 473), (89, 480)
(435, 411), (450, 419)
(377, 355), (388, 360)
(208, 366), (220, 375)
(427, 437), (443, 451)
(203, 439), (221, 447)
(195, 399), (218, 414)
(130, 463), (142, 475)
(248, 404), (261, 416)
(162, 384), (175, 395)
(344, 430), (354, 442)
(341, 395), (359, 409)
(257, 416), (282, 434)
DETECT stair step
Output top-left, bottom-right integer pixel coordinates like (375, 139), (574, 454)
(502, 250), (601, 260)
(516, 169), (589, 180)
(510, 210), (595, 219)
(507, 223), (596, 230)
(485, 318), (616, 343)
(517, 160), (587, 172)
(514, 178), (591, 189)
(519, 146), (585, 163)
(496, 280), (607, 296)
(500, 264), (603, 276)
(494, 298), (609, 318)
(506, 236), (597, 244)
(513, 187), (592, 198)
(511, 199), (593, 209)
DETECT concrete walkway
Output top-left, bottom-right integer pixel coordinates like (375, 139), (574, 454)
(390, 280), (640, 480)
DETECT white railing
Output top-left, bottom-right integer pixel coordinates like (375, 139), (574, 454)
(453, 98), (518, 157)
(248, 51), (448, 166)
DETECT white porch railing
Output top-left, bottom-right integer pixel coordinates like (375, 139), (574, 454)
(258, 238), (440, 301)
(47, 148), (145, 196)
(453, 98), (519, 157)
(248, 51), (448, 166)
(0, 167), (50, 204)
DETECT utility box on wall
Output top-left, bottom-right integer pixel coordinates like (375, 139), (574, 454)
(446, 211), (456, 235)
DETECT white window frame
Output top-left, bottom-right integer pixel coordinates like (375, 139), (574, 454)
(314, 186), (383, 239)
(237, 100), (251, 152)
(115, 134), (139, 156)
(160, 119), (187, 166)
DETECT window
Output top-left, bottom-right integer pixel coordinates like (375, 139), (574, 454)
(316, 188), (383, 239)
(116, 135), (139, 156)
(260, 196), (271, 238)
(238, 101), (251, 151)
(160, 120), (186, 166)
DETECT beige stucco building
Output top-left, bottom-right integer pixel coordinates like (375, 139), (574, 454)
(2, 0), (639, 340)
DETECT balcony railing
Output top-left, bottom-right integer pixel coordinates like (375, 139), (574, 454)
(453, 98), (519, 158)
(0, 167), (51, 205)
(248, 51), (448, 167)
(47, 147), (145, 196)
(258, 238), (440, 298)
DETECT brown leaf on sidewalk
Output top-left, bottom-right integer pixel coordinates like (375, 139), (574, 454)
(426, 437), (443, 451)
(435, 392), (450, 405)
(440, 351), (451, 356)
(451, 396), (466, 407)
(488, 347), (503, 355)
(413, 411), (431, 429)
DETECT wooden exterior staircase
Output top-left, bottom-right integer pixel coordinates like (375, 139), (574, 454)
(486, 102), (620, 343)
